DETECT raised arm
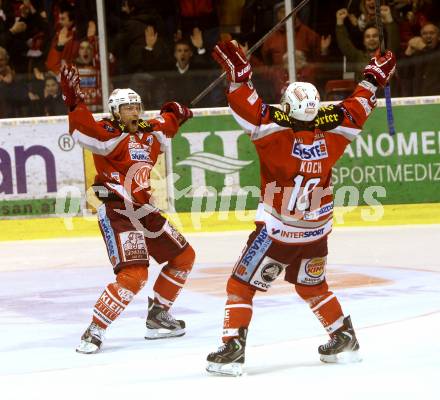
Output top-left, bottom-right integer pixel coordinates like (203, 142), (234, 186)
(327, 50), (396, 142)
(61, 65), (130, 155)
(212, 40), (291, 141)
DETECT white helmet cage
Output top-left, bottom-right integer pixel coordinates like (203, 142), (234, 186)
(108, 88), (143, 118)
(280, 82), (320, 122)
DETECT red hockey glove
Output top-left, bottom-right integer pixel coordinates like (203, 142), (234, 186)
(60, 64), (84, 109)
(160, 101), (193, 126)
(363, 50), (396, 87)
(212, 40), (252, 83)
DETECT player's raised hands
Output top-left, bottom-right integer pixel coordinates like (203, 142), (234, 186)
(363, 50), (396, 87)
(212, 40), (252, 83)
(60, 64), (84, 108)
(160, 101), (193, 126)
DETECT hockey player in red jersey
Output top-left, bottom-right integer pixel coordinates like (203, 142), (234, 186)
(60, 65), (195, 353)
(206, 41), (396, 376)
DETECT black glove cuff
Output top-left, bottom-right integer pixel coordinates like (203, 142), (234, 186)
(365, 75), (379, 87)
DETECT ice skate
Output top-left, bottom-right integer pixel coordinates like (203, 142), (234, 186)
(206, 328), (247, 377)
(319, 315), (361, 363)
(76, 322), (106, 354)
(145, 297), (185, 339)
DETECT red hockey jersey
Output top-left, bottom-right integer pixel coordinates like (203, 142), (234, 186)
(68, 103), (180, 205)
(227, 80), (377, 244)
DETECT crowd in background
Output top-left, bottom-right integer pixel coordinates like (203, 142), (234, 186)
(0, 0), (439, 118)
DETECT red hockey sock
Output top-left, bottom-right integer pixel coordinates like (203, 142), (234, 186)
(92, 282), (134, 329)
(222, 277), (256, 341)
(153, 245), (195, 309)
(295, 282), (344, 334)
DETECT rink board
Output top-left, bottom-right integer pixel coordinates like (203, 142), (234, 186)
(1, 96), (439, 233)
(0, 203), (439, 241)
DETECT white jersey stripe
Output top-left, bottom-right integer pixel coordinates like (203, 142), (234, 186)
(230, 108), (290, 141)
(72, 130), (129, 155)
(328, 126), (362, 141)
(151, 130), (169, 152)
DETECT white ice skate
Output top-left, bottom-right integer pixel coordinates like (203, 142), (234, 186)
(76, 322), (106, 354)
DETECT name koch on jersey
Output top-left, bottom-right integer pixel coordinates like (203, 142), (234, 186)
(292, 139), (328, 161)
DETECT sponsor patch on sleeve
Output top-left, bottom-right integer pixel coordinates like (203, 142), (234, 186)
(247, 90), (259, 105)
(355, 96), (372, 116)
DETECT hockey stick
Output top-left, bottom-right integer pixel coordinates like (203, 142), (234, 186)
(190, 0), (311, 106)
(374, 0), (396, 136)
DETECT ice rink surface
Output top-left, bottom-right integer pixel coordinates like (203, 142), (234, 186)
(0, 225), (439, 400)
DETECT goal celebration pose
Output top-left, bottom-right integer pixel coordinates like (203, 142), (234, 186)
(206, 41), (396, 376)
(61, 65), (195, 353)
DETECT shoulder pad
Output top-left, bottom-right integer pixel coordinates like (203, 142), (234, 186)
(138, 119), (153, 133)
(314, 104), (344, 131)
(269, 106), (293, 128)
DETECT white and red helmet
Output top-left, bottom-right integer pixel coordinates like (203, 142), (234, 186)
(280, 82), (320, 122)
(108, 88), (142, 117)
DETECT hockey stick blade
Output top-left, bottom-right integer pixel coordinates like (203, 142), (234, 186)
(190, 0), (311, 106)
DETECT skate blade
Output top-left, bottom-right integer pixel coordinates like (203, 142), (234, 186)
(206, 362), (243, 377)
(320, 350), (362, 364)
(144, 327), (185, 340)
(76, 341), (100, 354)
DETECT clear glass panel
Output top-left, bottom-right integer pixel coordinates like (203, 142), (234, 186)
(1, 0), (440, 118)
(0, 1), (99, 118)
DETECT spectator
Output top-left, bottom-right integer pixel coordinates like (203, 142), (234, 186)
(391, 0), (432, 50)
(357, 0), (377, 32)
(0, 0), (15, 48)
(74, 39), (102, 111)
(27, 59), (46, 116)
(175, 0), (220, 52)
(335, 6), (400, 82)
(240, 0), (280, 49)
(261, 3), (331, 66)
(46, 4), (79, 74)
(0, 46), (14, 117)
(236, 36), (318, 104)
(403, 22), (440, 95)
(162, 38), (222, 107)
(71, 21), (108, 112)
(111, 0), (165, 74)
(42, 74), (65, 115)
(129, 24), (172, 73)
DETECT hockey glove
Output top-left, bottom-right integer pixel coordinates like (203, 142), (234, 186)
(60, 64), (84, 109)
(212, 40), (252, 83)
(363, 50), (396, 88)
(160, 101), (193, 126)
